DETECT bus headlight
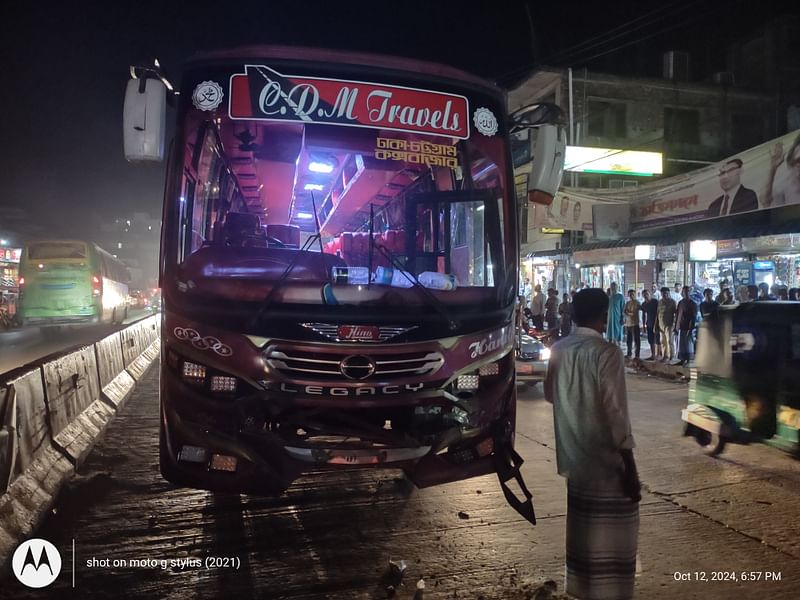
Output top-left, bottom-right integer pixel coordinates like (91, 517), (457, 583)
(182, 361), (206, 382)
(455, 374), (480, 390)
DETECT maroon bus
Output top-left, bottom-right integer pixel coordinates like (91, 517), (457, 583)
(124, 46), (564, 523)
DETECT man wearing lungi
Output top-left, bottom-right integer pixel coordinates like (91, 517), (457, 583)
(545, 288), (641, 600)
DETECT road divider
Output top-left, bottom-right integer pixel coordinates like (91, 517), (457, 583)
(96, 331), (135, 408)
(0, 314), (160, 565)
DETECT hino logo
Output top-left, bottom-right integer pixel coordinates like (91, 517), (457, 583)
(12, 538), (62, 588)
(339, 355), (376, 380)
(338, 325), (380, 341)
(273, 382), (425, 396)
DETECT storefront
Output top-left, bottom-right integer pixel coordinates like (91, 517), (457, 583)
(573, 246), (635, 291)
(0, 247), (22, 316)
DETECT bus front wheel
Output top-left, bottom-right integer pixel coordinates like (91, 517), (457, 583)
(694, 429), (727, 457)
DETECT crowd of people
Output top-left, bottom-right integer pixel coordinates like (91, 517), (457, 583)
(519, 276), (789, 366)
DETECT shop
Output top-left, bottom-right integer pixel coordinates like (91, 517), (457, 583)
(573, 246), (635, 291)
(0, 247), (22, 316)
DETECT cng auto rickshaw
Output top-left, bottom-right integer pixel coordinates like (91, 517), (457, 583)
(682, 301), (800, 456)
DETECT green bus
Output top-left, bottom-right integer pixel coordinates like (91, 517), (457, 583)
(18, 240), (130, 327)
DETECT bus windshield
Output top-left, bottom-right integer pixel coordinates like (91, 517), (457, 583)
(28, 241), (88, 260)
(166, 60), (514, 322)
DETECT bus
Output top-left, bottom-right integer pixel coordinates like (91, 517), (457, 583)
(18, 240), (130, 326)
(124, 46), (564, 523)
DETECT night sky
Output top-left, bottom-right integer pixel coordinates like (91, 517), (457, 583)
(0, 0), (791, 242)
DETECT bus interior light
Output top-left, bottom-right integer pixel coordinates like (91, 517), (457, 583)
(182, 361), (207, 381)
(308, 161), (334, 174)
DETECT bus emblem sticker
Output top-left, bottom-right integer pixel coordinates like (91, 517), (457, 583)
(473, 107), (498, 137)
(174, 327), (233, 356)
(192, 81), (224, 111)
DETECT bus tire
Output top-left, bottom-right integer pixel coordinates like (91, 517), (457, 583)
(694, 429), (727, 457)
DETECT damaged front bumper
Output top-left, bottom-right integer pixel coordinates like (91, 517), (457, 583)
(160, 369), (537, 524)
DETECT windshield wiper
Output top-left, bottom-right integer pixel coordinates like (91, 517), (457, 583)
(367, 203), (460, 332)
(248, 193), (327, 330)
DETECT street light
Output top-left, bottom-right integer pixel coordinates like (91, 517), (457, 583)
(0, 239), (7, 246)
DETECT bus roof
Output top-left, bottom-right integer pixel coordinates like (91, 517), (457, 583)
(186, 45), (503, 96)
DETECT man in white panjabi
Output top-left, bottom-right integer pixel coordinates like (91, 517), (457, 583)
(545, 288), (641, 600)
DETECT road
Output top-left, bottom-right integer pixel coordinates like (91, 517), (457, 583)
(0, 309), (154, 376)
(3, 367), (800, 599)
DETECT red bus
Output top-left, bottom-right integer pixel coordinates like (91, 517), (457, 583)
(124, 46), (564, 523)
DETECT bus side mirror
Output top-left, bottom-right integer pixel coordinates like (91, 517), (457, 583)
(124, 77), (166, 162)
(527, 124), (566, 206)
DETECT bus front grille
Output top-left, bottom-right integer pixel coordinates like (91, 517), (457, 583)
(265, 347), (444, 381)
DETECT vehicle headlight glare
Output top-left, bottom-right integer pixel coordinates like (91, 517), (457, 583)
(540, 348), (551, 361)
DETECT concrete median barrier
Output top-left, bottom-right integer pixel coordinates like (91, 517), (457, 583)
(95, 331), (135, 409)
(0, 368), (73, 563)
(123, 317), (161, 381)
(42, 346), (115, 466)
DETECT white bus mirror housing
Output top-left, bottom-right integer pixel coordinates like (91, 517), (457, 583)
(124, 77), (166, 162)
(527, 124), (565, 206)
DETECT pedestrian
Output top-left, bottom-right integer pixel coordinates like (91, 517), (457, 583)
(714, 279), (729, 304)
(649, 282), (661, 301)
(757, 282), (774, 301)
(521, 277), (532, 305)
(675, 285), (698, 366)
(789, 288), (800, 301)
(623, 289), (641, 359)
(776, 286), (789, 301)
(721, 288), (735, 305)
(657, 287), (677, 362)
(641, 289), (660, 360)
(559, 292), (572, 337)
(545, 288), (560, 333)
(607, 282), (625, 346)
(545, 288), (640, 600)
(530, 284), (545, 331)
(699, 288), (719, 319)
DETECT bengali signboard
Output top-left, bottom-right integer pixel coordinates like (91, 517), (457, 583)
(631, 129), (800, 229)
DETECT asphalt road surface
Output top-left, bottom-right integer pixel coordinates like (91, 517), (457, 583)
(0, 309), (154, 377)
(4, 366), (800, 599)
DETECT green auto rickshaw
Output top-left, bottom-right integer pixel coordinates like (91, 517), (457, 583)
(682, 301), (800, 456)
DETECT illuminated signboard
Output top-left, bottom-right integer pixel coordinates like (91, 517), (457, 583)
(564, 146), (663, 176)
(689, 240), (717, 261)
(541, 228), (565, 234)
(634, 245), (655, 260)
(229, 65), (470, 139)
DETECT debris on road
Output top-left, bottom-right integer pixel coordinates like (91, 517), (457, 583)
(457, 511), (470, 519)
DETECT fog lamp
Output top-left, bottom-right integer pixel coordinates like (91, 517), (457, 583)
(182, 361), (206, 381)
(178, 445), (208, 464)
(210, 454), (238, 472)
(478, 362), (500, 376)
(210, 375), (237, 393)
(456, 374), (480, 390)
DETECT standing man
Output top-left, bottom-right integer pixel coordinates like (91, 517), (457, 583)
(558, 292), (573, 337)
(529, 284), (545, 331)
(521, 277), (532, 306)
(607, 282), (625, 346)
(623, 289), (642, 359)
(650, 282), (661, 301)
(699, 288), (719, 319)
(641, 289), (660, 360)
(545, 288), (640, 600)
(675, 286), (698, 366)
(545, 288), (560, 333)
(658, 287), (677, 362)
